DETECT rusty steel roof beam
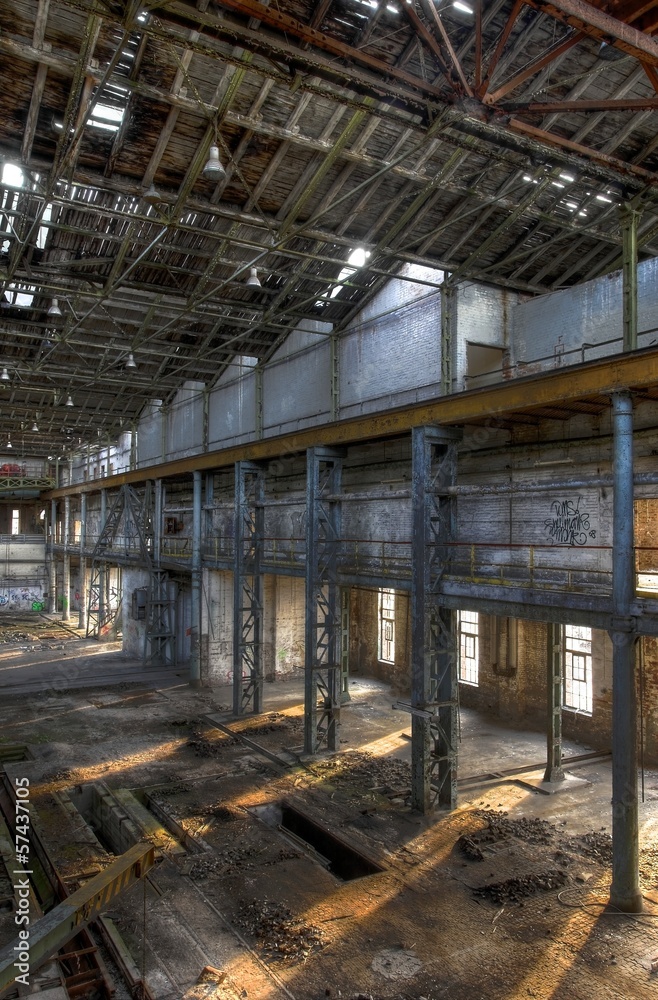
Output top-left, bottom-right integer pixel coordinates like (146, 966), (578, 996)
(531, 0), (658, 62)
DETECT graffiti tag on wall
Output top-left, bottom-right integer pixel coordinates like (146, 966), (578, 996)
(0, 588), (45, 610)
(545, 497), (596, 546)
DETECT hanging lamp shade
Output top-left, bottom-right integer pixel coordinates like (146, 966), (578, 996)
(0, 368), (9, 381)
(246, 267), (261, 288)
(66, 394), (74, 407)
(126, 352), (137, 370)
(143, 182), (162, 205)
(202, 145), (226, 180)
(48, 298), (62, 317)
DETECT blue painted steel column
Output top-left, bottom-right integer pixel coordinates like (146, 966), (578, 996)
(78, 493), (87, 631)
(190, 470), (202, 688)
(610, 391), (642, 913)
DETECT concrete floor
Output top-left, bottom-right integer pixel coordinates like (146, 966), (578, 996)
(0, 614), (657, 1000)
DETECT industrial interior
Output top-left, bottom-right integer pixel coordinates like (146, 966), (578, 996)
(3, 0), (658, 998)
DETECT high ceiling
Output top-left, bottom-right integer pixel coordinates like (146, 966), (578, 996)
(2, 0), (658, 457)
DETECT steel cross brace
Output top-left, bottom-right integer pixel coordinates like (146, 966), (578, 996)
(87, 484), (150, 638)
(233, 460), (265, 715)
(410, 425), (462, 813)
(305, 447), (343, 753)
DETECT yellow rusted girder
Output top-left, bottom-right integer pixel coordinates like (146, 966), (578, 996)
(0, 842), (155, 992)
(45, 346), (658, 499)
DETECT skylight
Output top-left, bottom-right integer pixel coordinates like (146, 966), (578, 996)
(2, 163), (24, 188)
(37, 202), (53, 249)
(87, 103), (125, 133)
(317, 247), (371, 307)
(5, 282), (36, 307)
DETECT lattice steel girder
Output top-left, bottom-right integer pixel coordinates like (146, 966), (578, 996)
(410, 425), (462, 813)
(544, 621), (565, 782)
(233, 460), (265, 716)
(305, 447), (343, 754)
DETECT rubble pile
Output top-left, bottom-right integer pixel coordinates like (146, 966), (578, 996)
(457, 835), (485, 862)
(472, 809), (556, 845)
(155, 781), (193, 796)
(234, 898), (325, 963)
(565, 830), (612, 864)
(186, 731), (232, 756)
(241, 713), (303, 737)
(312, 750), (411, 793)
(474, 868), (569, 905)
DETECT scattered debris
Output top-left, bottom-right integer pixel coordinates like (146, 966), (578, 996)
(233, 898), (325, 963)
(186, 847), (260, 880)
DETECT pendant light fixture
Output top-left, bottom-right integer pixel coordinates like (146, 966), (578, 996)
(143, 182), (162, 205)
(48, 298), (62, 317)
(126, 352), (137, 370)
(202, 144), (226, 181)
(246, 266), (262, 288)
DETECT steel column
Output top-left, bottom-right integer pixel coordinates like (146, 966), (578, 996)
(48, 499), (57, 613)
(340, 586), (351, 704)
(233, 461), (265, 715)
(98, 489), (107, 633)
(440, 280), (453, 395)
(610, 391), (642, 912)
(154, 479), (163, 567)
(304, 447), (342, 753)
(62, 496), (71, 621)
(78, 492), (87, 631)
(544, 622), (565, 782)
(621, 205), (641, 353)
(190, 470), (202, 688)
(411, 425), (462, 813)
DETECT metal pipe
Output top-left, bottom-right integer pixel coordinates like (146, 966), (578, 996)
(610, 391), (642, 913)
(78, 493), (87, 631)
(62, 496), (70, 621)
(190, 470), (202, 688)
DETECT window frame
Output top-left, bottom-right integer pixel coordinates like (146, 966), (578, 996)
(458, 610), (479, 686)
(563, 623), (593, 715)
(377, 588), (396, 664)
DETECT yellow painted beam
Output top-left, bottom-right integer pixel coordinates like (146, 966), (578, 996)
(46, 347), (658, 499)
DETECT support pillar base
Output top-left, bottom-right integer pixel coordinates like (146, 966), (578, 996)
(608, 888), (643, 913)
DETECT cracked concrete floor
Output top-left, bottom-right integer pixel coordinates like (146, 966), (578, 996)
(0, 619), (657, 1000)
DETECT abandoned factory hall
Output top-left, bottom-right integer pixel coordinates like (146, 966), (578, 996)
(7, 1), (658, 999)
